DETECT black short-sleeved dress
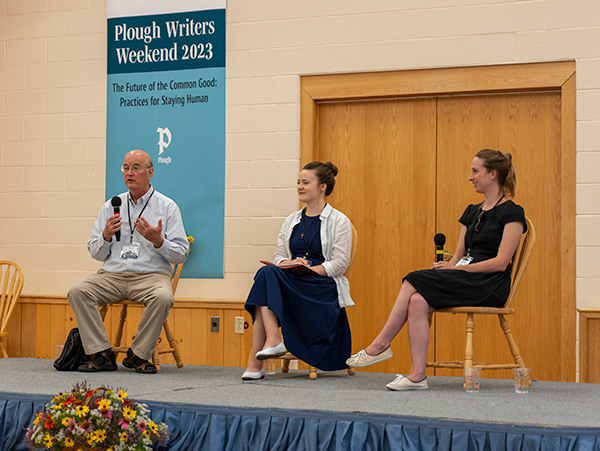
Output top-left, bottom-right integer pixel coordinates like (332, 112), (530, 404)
(404, 200), (527, 309)
(245, 214), (351, 371)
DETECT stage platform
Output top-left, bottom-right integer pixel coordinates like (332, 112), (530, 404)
(1, 358), (599, 450)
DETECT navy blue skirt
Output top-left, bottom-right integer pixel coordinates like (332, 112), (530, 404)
(245, 265), (351, 371)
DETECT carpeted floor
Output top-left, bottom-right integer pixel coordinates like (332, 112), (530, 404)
(1, 358), (599, 428)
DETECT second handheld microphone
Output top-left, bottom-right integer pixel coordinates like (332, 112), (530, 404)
(434, 233), (446, 262)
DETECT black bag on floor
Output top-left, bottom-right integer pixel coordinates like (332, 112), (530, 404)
(53, 327), (86, 371)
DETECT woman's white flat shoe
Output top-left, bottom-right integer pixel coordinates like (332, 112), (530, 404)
(386, 375), (428, 391)
(241, 368), (266, 381)
(345, 347), (393, 368)
(255, 342), (286, 360)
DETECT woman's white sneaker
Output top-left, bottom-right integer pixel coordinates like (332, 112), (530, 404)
(386, 375), (428, 391)
(345, 347), (393, 368)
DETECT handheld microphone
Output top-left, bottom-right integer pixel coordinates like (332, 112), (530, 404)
(111, 196), (122, 242)
(434, 233), (446, 262)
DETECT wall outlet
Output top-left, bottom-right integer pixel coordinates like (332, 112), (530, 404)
(234, 316), (244, 334)
(210, 316), (220, 333)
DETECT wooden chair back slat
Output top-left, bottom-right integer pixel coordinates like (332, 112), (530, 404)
(344, 223), (358, 278)
(0, 261), (25, 358)
(171, 262), (185, 294)
(504, 216), (536, 309)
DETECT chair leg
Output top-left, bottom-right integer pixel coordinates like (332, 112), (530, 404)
(464, 313), (474, 369)
(347, 367), (355, 376)
(463, 313), (475, 389)
(152, 345), (160, 371)
(281, 358), (290, 373)
(113, 304), (128, 348)
(163, 320), (183, 368)
(0, 335), (8, 358)
(308, 365), (318, 380)
(498, 314), (526, 368)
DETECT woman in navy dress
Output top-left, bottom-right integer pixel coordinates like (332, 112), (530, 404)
(346, 149), (527, 391)
(242, 161), (354, 380)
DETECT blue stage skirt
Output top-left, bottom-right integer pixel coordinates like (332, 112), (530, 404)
(245, 265), (351, 371)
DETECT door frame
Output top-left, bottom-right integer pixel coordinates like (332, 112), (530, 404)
(300, 61), (576, 381)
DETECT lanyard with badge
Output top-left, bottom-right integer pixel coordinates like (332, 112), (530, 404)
(456, 195), (504, 266)
(120, 188), (155, 259)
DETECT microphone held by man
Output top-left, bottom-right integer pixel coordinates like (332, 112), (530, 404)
(111, 196), (122, 242)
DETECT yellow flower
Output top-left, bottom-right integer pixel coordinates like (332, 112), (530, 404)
(33, 413), (42, 425)
(51, 394), (64, 404)
(87, 432), (95, 445)
(143, 429), (151, 437)
(118, 389), (128, 401)
(98, 398), (111, 410)
(149, 421), (158, 433)
(107, 447), (116, 451)
(122, 405), (137, 420)
(187, 235), (195, 244)
(95, 428), (107, 443)
(75, 405), (90, 418)
(120, 431), (128, 441)
(64, 437), (74, 447)
(43, 433), (53, 447)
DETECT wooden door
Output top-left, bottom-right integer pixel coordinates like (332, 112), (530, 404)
(316, 98), (437, 375)
(315, 93), (564, 381)
(435, 92), (563, 380)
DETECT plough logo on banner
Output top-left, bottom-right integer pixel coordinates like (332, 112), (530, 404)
(157, 127), (172, 164)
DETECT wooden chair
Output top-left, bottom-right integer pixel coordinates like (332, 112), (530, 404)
(99, 262), (185, 369)
(278, 222), (358, 380)
(426, 216), (536, 384)
(0, 261), (24, 358)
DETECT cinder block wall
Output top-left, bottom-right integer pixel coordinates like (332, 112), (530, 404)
(1, 0), (599, 312)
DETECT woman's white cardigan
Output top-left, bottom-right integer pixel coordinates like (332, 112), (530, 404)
(273, 204), (354, 308)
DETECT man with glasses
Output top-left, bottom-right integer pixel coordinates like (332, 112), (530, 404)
(67, 149), (189, 374)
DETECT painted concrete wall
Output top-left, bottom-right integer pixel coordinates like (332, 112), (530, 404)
(0, 0), (598, 314)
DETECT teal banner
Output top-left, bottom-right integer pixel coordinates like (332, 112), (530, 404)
(106, 2), (226, 278)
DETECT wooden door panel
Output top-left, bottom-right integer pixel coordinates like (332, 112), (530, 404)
(317, 98), (437, 375)
(435, 93), (562, 380)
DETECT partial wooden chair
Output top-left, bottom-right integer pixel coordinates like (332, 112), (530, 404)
(0, 261), (24, 358)
(278, 222), (358, 380)
(426, 216), (536, 385)
(99, 262), (185, 369)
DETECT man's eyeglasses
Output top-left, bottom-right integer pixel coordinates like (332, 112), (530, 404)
(120, 164), (149, 173)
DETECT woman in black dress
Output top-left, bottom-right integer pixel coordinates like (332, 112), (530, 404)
(241, 162), (354, 381)
(346, 149), (526, 391)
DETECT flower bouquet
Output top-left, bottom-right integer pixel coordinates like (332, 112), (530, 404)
(24, 382), (168, 451)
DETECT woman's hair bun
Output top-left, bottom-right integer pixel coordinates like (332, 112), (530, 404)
(324, 161), (338, 177)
